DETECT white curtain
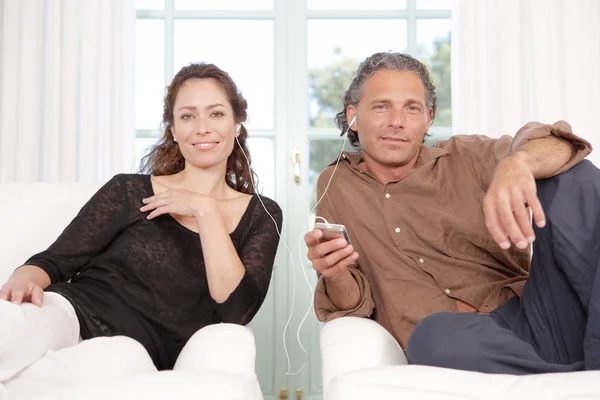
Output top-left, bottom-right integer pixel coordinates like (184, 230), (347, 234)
(0, 0), (136, 183)
(451, 0), (600, 166)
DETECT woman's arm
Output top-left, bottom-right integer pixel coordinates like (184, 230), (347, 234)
(142, 190), (283, 323)
(205, 198), (282, 323)
(19, 175), (131, 284)
(0, 265), (51, 305)
(196, 207), (247, 303)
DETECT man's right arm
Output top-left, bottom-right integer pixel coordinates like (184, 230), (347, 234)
(305, 228), (361, 309)
(324, 270), (361, 310)
(307, 169), (375, 320)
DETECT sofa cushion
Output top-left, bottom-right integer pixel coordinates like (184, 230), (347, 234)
(0, 183), (101, 284)
(327, 365), (600, 400)
(27, 370), (263, 400)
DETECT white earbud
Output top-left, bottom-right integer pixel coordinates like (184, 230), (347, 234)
(349, 115), (357, 127)
(235, 124), (241, 136)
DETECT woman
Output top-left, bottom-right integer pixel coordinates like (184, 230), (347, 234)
(0, 63), (282, 379)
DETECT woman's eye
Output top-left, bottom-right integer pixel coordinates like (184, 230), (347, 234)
(211, 111), (225, 117)
(181, 114), (193, 120)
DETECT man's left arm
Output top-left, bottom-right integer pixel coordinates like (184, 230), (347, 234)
(483, 121), (592, 250)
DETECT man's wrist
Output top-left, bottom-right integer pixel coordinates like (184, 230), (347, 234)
(324, 268), (354, 286)
(505, 150), (530, 167)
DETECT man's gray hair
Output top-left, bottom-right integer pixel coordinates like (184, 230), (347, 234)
(335, 52), (437, 148)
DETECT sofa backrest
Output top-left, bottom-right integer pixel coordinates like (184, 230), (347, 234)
(0, 183), (102, 284)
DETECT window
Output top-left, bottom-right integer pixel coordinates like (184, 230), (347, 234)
(134, 0), (452, 205)
(134, 0), (276, 197)
(305, 0), (452, 210)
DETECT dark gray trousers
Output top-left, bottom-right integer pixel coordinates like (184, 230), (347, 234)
(406, 160), (600, 374)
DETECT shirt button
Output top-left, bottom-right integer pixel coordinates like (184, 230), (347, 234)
(395, 227), (401, 233)
(418, 258), (424, 263)
(385, 193), (391, 199)
(445, 288), (451, 295)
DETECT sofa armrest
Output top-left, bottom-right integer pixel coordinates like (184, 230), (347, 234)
(320, 317), (407, 394)
(173, 323), (256, 379)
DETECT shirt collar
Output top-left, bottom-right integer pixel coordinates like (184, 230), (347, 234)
(332, 145), (449, 168)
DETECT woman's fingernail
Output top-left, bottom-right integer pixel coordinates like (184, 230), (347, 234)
(500, 241), (510, 249)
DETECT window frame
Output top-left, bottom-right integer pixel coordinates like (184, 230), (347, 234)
(135, 0), (452, 141)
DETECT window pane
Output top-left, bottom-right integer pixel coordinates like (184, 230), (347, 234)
(416, 0), (452, 9)
(307, 0), (406, 10)
(135, 137), (160, 172)
(135, 20), (165, 130)
(308, 138), (355, 212)
(417, 19), (452, 127)
(174, 20), (274, 130)
(175, 0), (272, 10)
(248, 138), (275, 198)
(308, 20), (407, 128)
(136, 0), (164, 9)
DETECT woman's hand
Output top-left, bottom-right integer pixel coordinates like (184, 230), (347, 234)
(141, 189), (218, 220)
(0, 265), (51, 306)
(0, 279), (45, 306)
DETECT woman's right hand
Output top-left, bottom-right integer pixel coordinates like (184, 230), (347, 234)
(0, 265), (50, 306)
(0, 279), (44, 306)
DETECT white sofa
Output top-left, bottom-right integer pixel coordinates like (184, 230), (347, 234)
(0, 183), (263, 400)
(321, 317), (600, 400)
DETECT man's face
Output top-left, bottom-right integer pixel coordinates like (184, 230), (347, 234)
(350, 70), (433, 172)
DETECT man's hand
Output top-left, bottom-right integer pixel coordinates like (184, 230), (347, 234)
(305, 229), (359, 279)
(483, 152), (546, 250)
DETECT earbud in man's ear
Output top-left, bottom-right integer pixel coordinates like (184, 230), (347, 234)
(349, 115), (357, 128)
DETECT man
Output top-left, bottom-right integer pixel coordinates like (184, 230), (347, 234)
(305, 51), (599, 374)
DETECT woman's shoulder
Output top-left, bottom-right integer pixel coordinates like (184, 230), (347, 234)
(253, 193), (282, 217)
(108, 173), (151, 186)
(106, 173), (152, 197)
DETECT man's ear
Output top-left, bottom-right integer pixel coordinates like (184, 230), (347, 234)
(347, 105), (358, 130)
(427, 108), (434, 128)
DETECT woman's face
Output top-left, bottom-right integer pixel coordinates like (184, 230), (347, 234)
(170, 78), (238, 171)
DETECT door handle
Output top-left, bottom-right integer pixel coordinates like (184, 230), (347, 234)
(297, 388), (303, 400)
(292, 149), (301, 184)
(279, 388), (288, 399)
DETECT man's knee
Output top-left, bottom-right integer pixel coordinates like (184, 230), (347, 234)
(407, 312), (463, 367)
(407, 312), (493, 371)
(537, 159), (600, 208)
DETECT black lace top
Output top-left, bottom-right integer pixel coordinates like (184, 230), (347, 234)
(25, 174), (282, 369)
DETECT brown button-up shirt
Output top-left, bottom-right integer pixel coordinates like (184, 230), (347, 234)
(314, 121), (592, 350)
